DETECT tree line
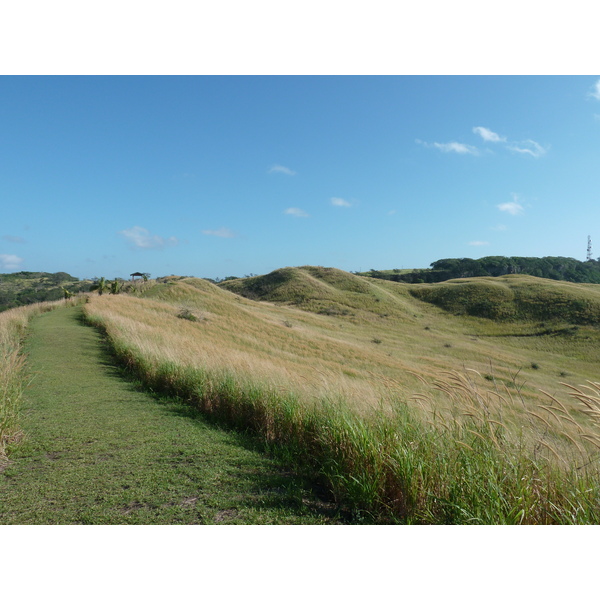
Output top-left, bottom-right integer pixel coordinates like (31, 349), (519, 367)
(366, 256), (600, 284)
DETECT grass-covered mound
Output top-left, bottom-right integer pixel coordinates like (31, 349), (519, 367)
(409, 275), (600, 325)
(219, 266), (408, 319)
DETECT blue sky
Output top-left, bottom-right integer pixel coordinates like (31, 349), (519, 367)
(2, 75), (600, 280)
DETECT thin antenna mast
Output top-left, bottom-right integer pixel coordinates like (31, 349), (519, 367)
(587, 235), (593, 261)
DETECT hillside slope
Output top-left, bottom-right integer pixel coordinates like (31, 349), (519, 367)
(79, 273), (600, 522)
(218, 266), (415, 320)
(0, 271), (90, 311)
(409, 275), (600, 324)
(107, 270), (600, 402)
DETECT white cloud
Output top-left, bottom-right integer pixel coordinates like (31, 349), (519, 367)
(497, 195), (524, 216)
(119, 226), (178, 249)
(1, 235), (26, 244)
(589, 79), (600, 101)
(284, 208), (309, 218)
(331, 197), (352, 207)
(268, 164), (296, 176)
(201, 227), (237, 238)
(0, 254), (24, 270)
(419, 130), (546, 159)
(417, 139), (478, 155)
(491, 224), (507, 231)
(473, 126), (506, 143)
(468, 241), (489, 246)
(507, 139), (547, 158)
(431, 141), (479, 155)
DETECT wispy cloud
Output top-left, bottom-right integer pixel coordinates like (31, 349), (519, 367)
(0, 254), (24, 270)
(119, 226), (179, 249)
(468, 240), (489, 246)
(507, 139), (547, 158)
(589, 79), (600, 101)
(418, 128), (546, 158)
(1, 235), (26, 244)
(473, 126), (506, 143)
(201, 227), (237, 238)
(331, 197), (352, 207)
(497, 195), (524, 216)
(284, 208), (309, 218)
(268, 164), (296, 176)
(417, 139), (478, 155)
(433, 142), (479, 155)
(491, 224), (507, 231)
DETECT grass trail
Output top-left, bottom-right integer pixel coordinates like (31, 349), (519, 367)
(0, 306), (341, 524)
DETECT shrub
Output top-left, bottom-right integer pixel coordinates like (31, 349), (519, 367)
(177, 308), (199, 322)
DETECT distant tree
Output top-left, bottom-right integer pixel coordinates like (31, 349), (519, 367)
(109, 279), (122, 294)
(50, 272), (77, 284)
(90, 277), (108, 295)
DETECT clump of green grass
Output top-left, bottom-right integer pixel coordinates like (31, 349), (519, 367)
(177, 307), (199, 322)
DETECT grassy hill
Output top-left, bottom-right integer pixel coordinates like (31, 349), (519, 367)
(217, 267), (600, 384)
(72, 267), (600, 522)
(6, 266), (600, 522)
(409, 274), (600, 324)
(219, 266), (415, 319)
(0, 271), (91, 311)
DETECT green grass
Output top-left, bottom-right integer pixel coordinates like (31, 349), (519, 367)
(0, 307), (343, 524)
(0, 300), (71, 462)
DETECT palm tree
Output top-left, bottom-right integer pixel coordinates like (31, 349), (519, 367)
(90, 277), (108, 295)
(109, 279), (122, 295)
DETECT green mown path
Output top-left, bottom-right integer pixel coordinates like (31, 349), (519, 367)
(0, 306), (341, 524)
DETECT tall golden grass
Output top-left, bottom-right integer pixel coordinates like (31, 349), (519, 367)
(83, 286), (600, 523)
